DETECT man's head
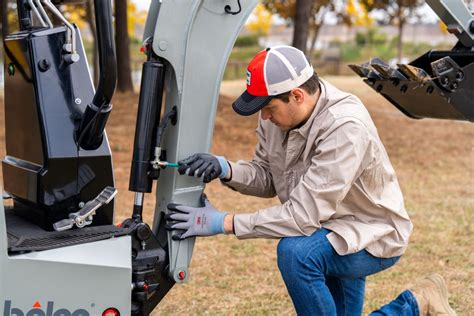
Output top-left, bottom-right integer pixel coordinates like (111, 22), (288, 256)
(232, 45), (320, 131)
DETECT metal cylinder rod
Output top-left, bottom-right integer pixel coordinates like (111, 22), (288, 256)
(134, 192), (144, 206)
(42, 0), (76, 52)
(34, 0), (53, 28)
(132, 192), (145, 219)
(27, 0), (47, 27)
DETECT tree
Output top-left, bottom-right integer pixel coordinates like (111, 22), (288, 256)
(1, 1), (18, 38)
(85, 0), (99, 85)
(1, 0), (8, 39)
(292, 0), (313, 54)
(114, 0), (134, 93)
(308, 3), (332, 56)
(360, 0), (424, 61)
(340, 0), (373, 27)
(263, 0), (332, 56)
(246, 3), (272, 36)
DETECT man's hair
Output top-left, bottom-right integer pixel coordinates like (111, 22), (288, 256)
(273, 73), (320, 103)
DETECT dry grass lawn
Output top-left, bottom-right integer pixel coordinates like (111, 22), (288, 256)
(1, 76), (472, 315)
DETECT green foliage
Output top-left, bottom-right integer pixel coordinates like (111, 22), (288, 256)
(229, 46), (262, 61)
(355, 28), (388, 46)
(340, 43), (362, 61)
(335, 39), (453, 63)
(234, 34), (260, 48)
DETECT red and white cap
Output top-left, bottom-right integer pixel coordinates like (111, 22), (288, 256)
(232, 45), (314, 116)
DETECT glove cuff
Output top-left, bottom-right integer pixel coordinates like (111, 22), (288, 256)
(216, 155), (229, 179)
(210, 211), (227, 234)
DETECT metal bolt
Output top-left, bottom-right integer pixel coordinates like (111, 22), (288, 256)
(455, 71), (464, 81)
(63, 43), (72, 53)
(441, 77), (449, 85)
(79, 201), (85, 208)
(75, 98), (82, 105)
(450, 82), (458, 90)
(158, 40), (168, 51)
(38, 59), (50, 72)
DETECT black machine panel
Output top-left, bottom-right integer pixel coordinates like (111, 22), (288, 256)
(3, 26), (115, 230)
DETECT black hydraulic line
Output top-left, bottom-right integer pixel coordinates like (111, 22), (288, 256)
(77, 0), (117, 150)
(155, 107), (177, 148)
(16, 0), (31, 31)
(90, 0), (116, 108)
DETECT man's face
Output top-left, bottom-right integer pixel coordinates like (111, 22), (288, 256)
(260, 97), (300, 131)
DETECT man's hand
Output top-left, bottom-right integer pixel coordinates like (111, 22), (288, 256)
(166, 198), (227, 239)
(178, 153), (229, 183)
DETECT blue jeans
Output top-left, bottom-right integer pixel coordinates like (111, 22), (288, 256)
(277, 228), (419, 316)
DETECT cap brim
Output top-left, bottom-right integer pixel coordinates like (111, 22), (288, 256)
(232, 90), (273, 116)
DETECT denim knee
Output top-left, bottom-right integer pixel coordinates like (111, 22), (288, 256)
(277, 237), (314, 275)
(277, 237), (296, 275)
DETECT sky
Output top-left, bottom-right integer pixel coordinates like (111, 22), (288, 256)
(134, 0), (151, 11)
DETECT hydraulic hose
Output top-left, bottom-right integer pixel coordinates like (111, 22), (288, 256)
(77, 0), (117, 150)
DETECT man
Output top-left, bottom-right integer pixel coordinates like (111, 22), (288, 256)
(166, 46), (456, 315)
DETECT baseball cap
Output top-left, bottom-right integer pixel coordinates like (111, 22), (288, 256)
(232, 45), (314, 116)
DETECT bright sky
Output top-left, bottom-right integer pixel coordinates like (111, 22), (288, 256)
(134, 0), (151, 11)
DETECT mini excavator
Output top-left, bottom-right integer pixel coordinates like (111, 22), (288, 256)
(0, 0), (472, 315)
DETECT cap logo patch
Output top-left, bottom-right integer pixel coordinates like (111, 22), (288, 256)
(246, 70), (252, 86)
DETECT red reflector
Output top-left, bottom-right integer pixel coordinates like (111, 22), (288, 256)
(102, 308), (120, 316)
(140, 46), (145, 53)
(178, 271), (186, 280)
(143, 282), (149, 291)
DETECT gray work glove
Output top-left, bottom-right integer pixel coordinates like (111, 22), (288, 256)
(166, 197), (227, 240)
(178, 153), (229, 183)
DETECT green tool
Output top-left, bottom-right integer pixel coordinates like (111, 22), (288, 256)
(158, 161), (179, 168)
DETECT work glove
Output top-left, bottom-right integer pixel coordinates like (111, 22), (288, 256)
(178, 153), (229, 183)
(166, 197), (226, 240)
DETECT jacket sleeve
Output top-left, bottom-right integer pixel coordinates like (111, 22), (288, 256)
(233, 120), (372, 239)
(222, 120), (277, 198)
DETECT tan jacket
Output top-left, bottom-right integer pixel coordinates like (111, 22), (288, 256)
(225, 79), (413, 258)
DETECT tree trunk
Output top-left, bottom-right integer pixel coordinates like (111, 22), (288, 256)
(397, 20), (404, 62)
(308, 6), (328, 57)
(114, 0), (134, 93)
(292, 0), (313, 54)
(308, 24), (321, 58)
(85, 0), (99, 85)
(1, 0), (9, 38)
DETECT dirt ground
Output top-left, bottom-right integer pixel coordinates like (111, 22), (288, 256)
(1, 76), (473, 314)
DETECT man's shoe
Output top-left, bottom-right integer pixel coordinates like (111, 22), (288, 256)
(410, 274), (456, 316)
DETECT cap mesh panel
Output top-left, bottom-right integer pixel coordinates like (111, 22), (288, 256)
(266, 53), (294, 85)
(277, 47), (307, 76)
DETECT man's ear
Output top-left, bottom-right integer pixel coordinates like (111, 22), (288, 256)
(291, 88), (305, 104)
